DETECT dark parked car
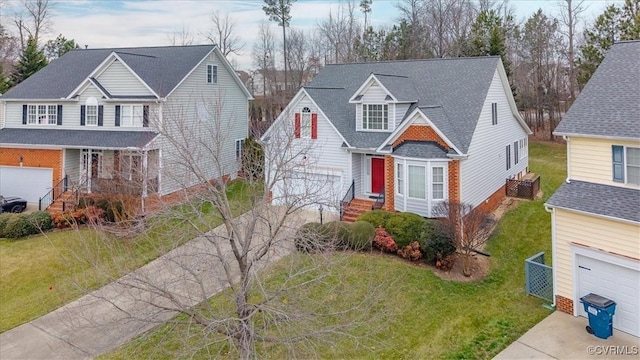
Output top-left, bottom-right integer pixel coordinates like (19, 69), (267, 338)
(0, 195), (27, 213)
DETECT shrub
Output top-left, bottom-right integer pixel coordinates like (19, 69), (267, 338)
(373, 227), (397, 253)
(384, 212), (428, 249)
(397, 241), (423, 261)
(0, 213), (13, 237)
(356, 210), (392, 228)
(348, 221), (375, 250)
(28, 211), (53, 232)
(77, 197), (95, 209)
(436, 253), (456, 271)
(52, 212), (74, 229)
(295, 222), (333, 253)
(322, 221), (351, 249)
(422, 226), (456, 264)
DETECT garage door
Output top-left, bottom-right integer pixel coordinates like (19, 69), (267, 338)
(0, 166), (53, 203)
(273, 170), (342, 212)
(577, 255), (640, 336)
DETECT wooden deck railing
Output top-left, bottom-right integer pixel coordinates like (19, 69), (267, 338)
(506, 174), (540, 200)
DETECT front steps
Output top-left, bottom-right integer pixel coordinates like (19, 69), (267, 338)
(342, 198), (376, 222)
(46, 191), (75, 216)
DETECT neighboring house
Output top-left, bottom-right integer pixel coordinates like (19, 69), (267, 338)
(262, 56), (531, 218)
(546, 40), (640, 337)
(252, 69), (315, 97)
(0, 45), (252, 208)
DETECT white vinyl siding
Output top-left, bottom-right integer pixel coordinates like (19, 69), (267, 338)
(395, 103), (410, 128)
(352, 153), (362, 196)
(64, 149), (81, 183)
(355, 83), (395, 132)
(460, 68), (529, 208)
(159, 50), (248, 195)
(95, 59), (154, 96)
(397, 163), (404, 196)
(569, 137), (640, 188)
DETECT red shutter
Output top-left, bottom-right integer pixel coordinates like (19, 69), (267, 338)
(294, 113), (301, 138)
(311, 113), (318, 139)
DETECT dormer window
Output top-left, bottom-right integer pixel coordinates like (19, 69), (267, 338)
(294, 107), (317, 139)
(363, 104), (388, 130)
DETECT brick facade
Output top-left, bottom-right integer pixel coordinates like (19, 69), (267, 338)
(448, 160), (460, 202)
(556, 295), (574, 314)
(383, 155), (395, 211)
(476, 184), (507, 214)
(393, 125), (450, 150)
(0, 147), (63, 187)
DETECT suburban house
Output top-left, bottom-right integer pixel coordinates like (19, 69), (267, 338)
(546, 40), (640, 337)
(262, 56), (532, 219)
(0, 44), (252, 211)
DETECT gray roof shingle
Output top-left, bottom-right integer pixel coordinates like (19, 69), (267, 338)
(392, 141), (449, 159)
(1, 45), (215, 99)
(0, 128), (158, 149)
(554, 40), (640, 139)
(546, 180), (640, 223)
(306, 57), (500, 153)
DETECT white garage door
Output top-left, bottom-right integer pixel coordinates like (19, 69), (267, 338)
(0, 166), (53, 203)
(273, 170), (343, 212)
(577, 255), (640, 336)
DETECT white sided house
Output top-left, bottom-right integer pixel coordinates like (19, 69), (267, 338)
(0, 45), (252, 210)
(263, 56), (531, 219)
(546, 40), (640, 338)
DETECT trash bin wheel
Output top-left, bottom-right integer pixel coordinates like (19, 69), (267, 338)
(586, 325), (594, 334)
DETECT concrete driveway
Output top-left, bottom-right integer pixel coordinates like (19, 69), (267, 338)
(495, 311), (639, 359)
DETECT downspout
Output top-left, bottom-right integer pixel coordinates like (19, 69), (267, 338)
(563, 135), (571, 183)
(544, 205), (557, 308)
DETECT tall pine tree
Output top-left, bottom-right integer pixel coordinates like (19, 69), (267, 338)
(12, 36), (48, 85)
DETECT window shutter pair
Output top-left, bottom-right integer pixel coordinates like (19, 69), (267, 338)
(21, 105), (63, 125)
(115, 105), (148, 127)
(612, 145), (624, 182)
(79, 105), (104, 126)
(293, 113), (318, 139)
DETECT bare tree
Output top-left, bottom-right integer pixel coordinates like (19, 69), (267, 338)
(558, 0), (587, 101)
(13, 0), (52, 49)
(205, 10), (245, 57)
(167, 24), (194, 46)
(285, 27), (309, 90)
(316, 1), (362, 63)
(434, 201), (496, 277)
(58, 94), (389, 359)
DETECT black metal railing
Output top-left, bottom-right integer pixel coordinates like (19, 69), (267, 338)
(39, 175), (68, 210)
(339, 180), (355, 220)
(372, 187), (385, 210)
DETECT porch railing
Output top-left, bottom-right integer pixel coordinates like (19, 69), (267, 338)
(38, 175), (68, 210)
(339, 180), (355, 221)
(372, 187), (385, 210)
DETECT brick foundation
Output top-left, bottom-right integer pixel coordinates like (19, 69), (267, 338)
(476, 184), (507, 214)
(556, 295), (574, 314)
(0, 147), (63, 187)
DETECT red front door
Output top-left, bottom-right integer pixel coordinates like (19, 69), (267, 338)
(371, 157), (385, 194)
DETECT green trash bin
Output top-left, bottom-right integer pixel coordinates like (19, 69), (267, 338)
(580, 293), (616, 339)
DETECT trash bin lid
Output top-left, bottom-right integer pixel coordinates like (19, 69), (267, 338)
(581, 293), (615, 308)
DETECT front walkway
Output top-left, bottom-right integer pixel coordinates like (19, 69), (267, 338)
(0, 206), (327, 360)
(495, 311), (639, 359)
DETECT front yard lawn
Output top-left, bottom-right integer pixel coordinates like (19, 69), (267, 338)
(104, 141), (567, 359)
(0, 180), (253, 333)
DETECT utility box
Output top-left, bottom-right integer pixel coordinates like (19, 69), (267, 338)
(580, 293), (617, 339)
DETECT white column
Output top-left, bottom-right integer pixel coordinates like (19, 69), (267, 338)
(142, 150), (148, 197)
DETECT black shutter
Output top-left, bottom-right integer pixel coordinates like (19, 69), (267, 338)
(115, 105), (121, 127)
(57, 105), (63, 125)
(80, 105), (86, 126)
(143, 105), (149, 127)
(22, 105), (27, 124)
(98, 105), (104, 126)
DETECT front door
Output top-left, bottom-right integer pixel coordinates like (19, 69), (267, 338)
(371, 157), (385, 194)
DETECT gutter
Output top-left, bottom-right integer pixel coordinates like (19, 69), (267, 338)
(563, 136), (571, 184)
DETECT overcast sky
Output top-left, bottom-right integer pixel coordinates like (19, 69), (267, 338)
(0, 0), (623, 70)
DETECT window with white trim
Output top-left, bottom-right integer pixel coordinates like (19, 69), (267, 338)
(207, 64), (218, 84)
(408, 165), (426, 199)
(518, 138), (527, 160)
(614, 145), (640, 185)
(397, 163), (404, 195)
(120, 105), (144, 127)
(432, 167), (444, 200)
(301, 107), (312, 138)
(85, 97), (98, 126)
(27, 104), (57, 125)
(235, 139), (245, 162)
(362, 104), (388, 130)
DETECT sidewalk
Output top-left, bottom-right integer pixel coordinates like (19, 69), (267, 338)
(0, 207), (326, 360)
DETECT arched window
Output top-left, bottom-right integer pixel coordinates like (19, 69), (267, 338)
(301, 107), (311, 138)
(85, 97), (98, 126)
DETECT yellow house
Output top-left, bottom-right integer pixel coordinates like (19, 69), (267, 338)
(546, 40), (640, 338)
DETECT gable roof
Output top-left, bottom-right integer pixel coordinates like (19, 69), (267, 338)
(2, 45), (251, 100)
(546, 180), (640, 224)
(554, 40), (640, 140)
(304, 56), (502, 153)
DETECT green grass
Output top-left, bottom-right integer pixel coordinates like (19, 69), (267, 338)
(104, 141), (567, 359)
(0, 180), (254, 333)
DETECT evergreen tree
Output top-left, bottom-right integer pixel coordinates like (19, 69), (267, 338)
(44, 34), (79, 60)
(0, 63), (12, 93)
(576, 0), (640, 87)
(12, 36), (48, 85)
